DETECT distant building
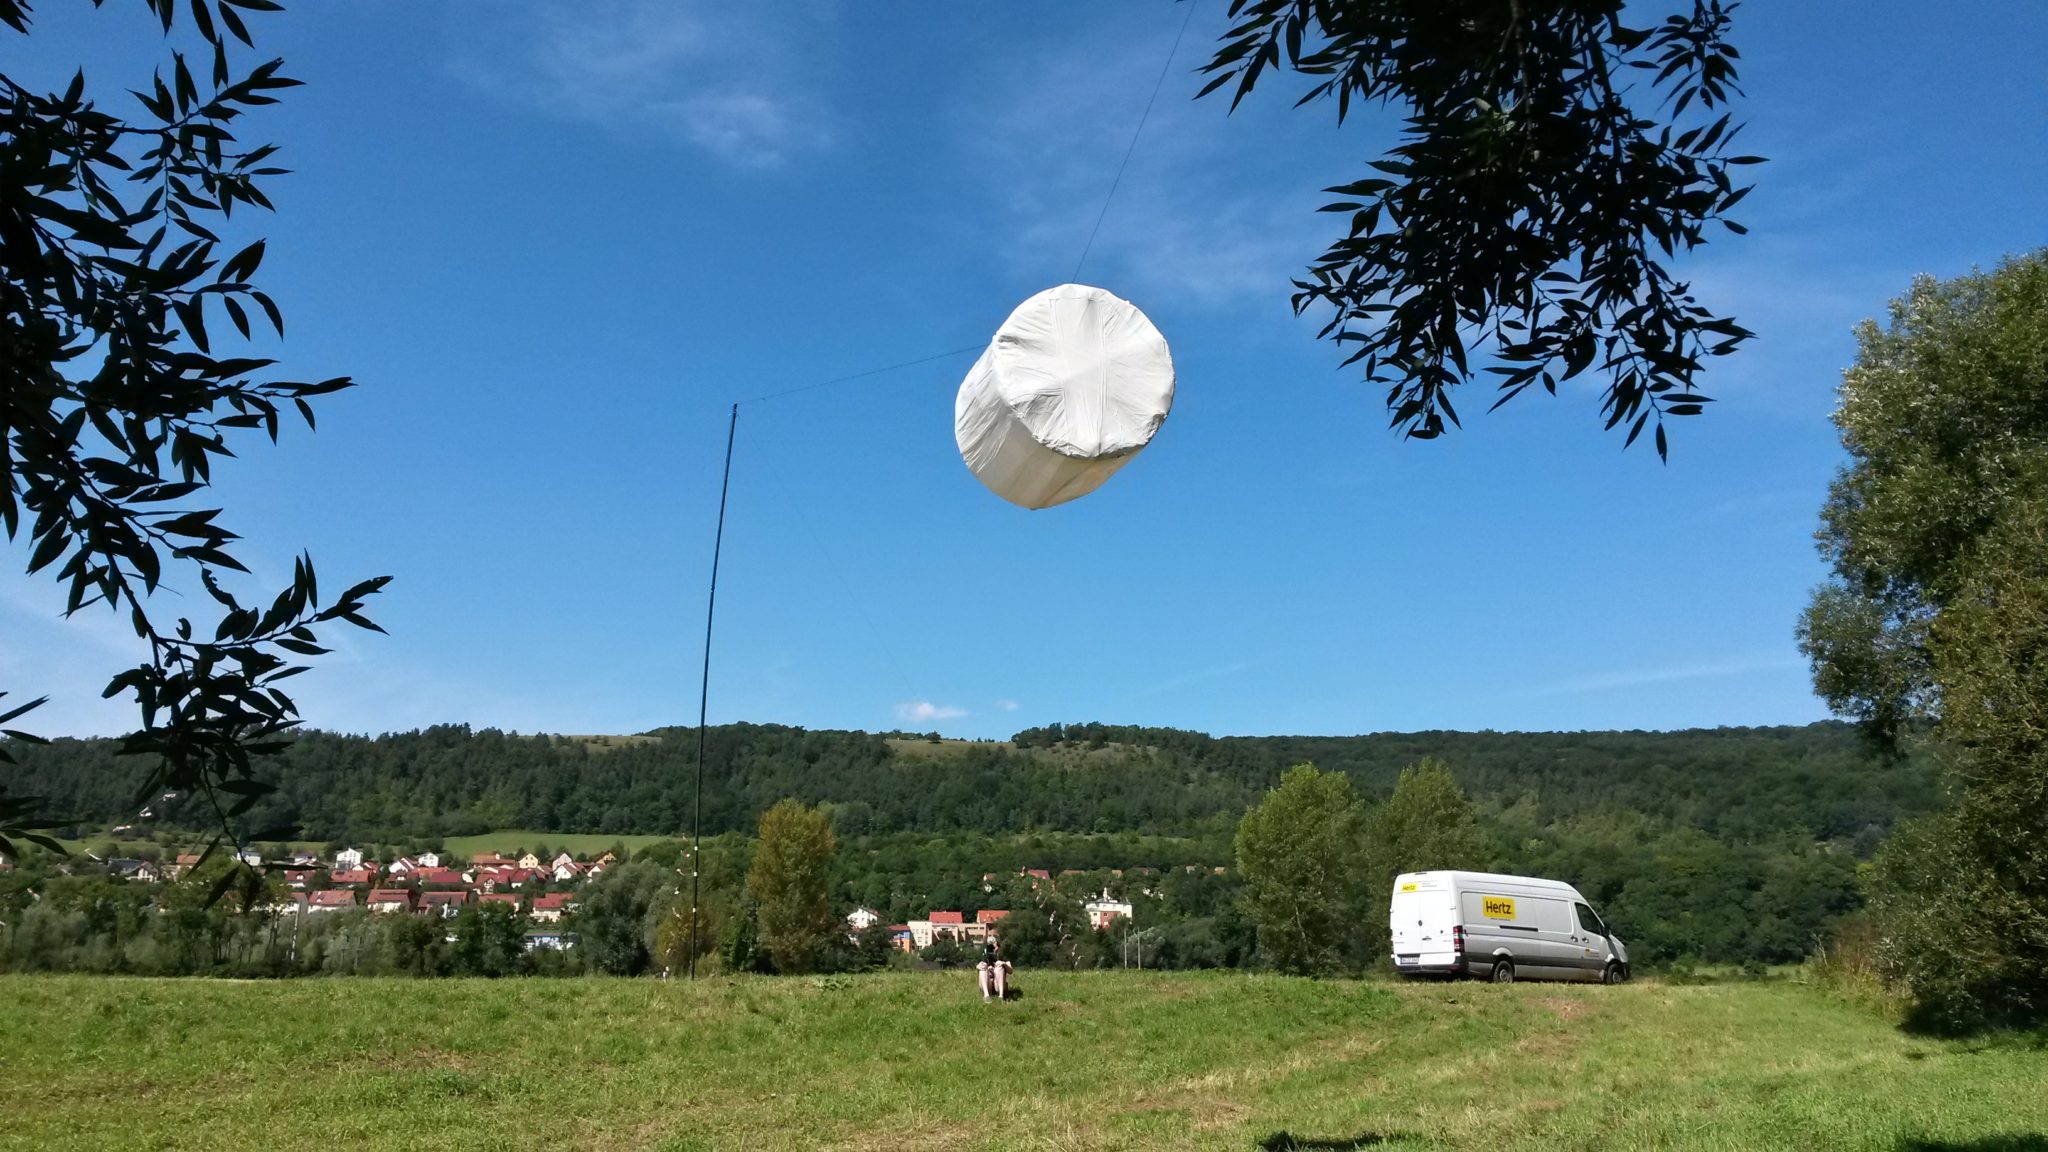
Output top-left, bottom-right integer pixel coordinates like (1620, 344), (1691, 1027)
(418, 891), (469, 919)
(531, 893), (576, 923)
(306, 890), (358, 913)
(1084, 893), (1133, 931)
(367, 889), (414, 914)
(523, 929), (577, 952)
(929, 911), (966, 943)
(480, 892), (523, 913)
(847, 907), (882, 933)
(516, 852), (542, 871)
(333, 847), (364, 870)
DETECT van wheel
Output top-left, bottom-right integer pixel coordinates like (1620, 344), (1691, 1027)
(1602, 962), (1623, 985)
(1490, 959), (1516, 984)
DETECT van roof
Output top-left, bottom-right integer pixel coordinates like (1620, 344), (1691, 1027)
(1395, 870), (1584, 896)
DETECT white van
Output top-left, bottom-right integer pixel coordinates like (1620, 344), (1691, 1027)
(1389, 870), (1630, 984)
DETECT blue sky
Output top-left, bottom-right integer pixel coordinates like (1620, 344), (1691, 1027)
(6, 2), (2046, 740)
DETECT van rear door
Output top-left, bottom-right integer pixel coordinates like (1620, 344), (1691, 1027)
(1390, 875), (1458, 972)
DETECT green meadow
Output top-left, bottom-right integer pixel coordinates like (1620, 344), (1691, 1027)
(2, 972), (2043, 1151)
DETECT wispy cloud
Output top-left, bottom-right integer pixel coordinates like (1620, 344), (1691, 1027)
(995, 698), (1020, 712)
(455, 1), (829, 168)
(956, 11), (1328, 310)
(895, 699), (967, 723)
(1140, 656), (1264, 697)
(1513, 653), (1808, 699)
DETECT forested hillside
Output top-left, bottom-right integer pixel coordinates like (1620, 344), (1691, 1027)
(10, 721), (1927, 850)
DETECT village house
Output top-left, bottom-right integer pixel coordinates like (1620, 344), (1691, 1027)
(846, 907), (882, 933)
(888, 925), (915, 952)
(416, 851), (441, 869)
(929, 910), (967, 943)
(418, 891), (468, 918)
(414, 866), (467, 888)
(469, 852), (511, 868)
(480, 892), (523, 913)
(976, 909), (1010, 935)
(550, 852), (576, 872)
(331, 867), (374, 887)
(551, 860), (585, 883)
(1084, 892), (1133, 931)
(306, 889), (357, 913)
(531, 893), (575, 923)
(386, 856), (419, 876)
(333, 847), (365, 870)
(907, 920), (935, 949)
(282, 869), (316, 891)
(516, 852), (542, 871)
(367, 889), (414, 914)
(165, 852), (201, 879)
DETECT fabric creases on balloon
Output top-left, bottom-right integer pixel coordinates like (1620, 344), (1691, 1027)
(955, 284), (1175, 509)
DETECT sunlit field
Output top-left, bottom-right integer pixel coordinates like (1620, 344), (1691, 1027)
(3, 972), (2043, 1151)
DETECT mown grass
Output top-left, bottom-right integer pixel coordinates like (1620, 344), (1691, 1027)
(1, 972), (2042, 1151)
(439, 830), (672, 859)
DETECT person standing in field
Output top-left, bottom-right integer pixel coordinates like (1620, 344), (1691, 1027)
(978, 939), (1010, 1001)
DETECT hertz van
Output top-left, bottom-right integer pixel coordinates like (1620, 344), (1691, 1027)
(1389, 871), (1630, 984)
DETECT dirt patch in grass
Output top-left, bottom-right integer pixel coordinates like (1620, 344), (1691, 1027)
(1534, 996), (1590, 1021)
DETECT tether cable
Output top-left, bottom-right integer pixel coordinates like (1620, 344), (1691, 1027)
(1072, 0), (1199, 283)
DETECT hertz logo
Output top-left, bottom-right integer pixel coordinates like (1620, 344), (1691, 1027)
(1482, 896), (1516, 920)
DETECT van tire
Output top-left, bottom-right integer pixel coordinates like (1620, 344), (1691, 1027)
(1602, 962), (1624, 985)
(1490, 959), (1516, 984)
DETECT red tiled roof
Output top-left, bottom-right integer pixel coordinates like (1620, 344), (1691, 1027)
(976, 910), (1011, 925)
(367, 889), (412, 904)
(415, 868), (466, 887)
(533, 893), (573, 910)
(929, 910), (964, 925)
(1025, 869), (1051, 879)
(331, 868), (373, 885)
(175, 853), (202, 865)
(480, 893), (521, 906)
(308, 890), (356, 907)
(419, 891), (468, 906)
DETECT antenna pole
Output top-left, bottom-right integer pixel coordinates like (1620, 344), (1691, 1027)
(689, 403), (739, 980)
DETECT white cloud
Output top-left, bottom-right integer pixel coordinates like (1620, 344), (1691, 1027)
(456, 1), (829, 168)
(895, 700), (967, 723)
(995, 699), (1020, 712)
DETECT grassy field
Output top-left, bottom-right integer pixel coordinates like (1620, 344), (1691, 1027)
(439, 830), (674, 858)
(4, 974), (2044, 1151)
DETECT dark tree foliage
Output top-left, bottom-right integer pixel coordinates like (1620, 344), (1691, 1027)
(0, 0), (385, 859)
(1199, 0), (1758, 457)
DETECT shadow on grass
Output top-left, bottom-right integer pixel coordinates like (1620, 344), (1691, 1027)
(1898, 1137), (2048, 1151)
(1257, 1133), (1406, 1151)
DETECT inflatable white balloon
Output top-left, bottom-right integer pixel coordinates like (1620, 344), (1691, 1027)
(955, 284), (1175, 510)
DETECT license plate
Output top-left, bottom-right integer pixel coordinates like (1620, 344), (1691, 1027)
(1395, 956), (1418, 965)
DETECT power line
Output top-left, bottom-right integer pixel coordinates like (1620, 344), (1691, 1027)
(1072, 0), (1200, 283)
(736, 344), (985, 407)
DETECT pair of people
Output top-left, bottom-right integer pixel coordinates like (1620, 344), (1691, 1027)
(976, 940), (1011, 1001)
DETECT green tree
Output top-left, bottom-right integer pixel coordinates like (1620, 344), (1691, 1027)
(746, 799), (840, 974)
(1799, 252), (2048, 1030)
(1362, 757), (1488, 963)
(447, 902), (523, 978)
(1, 0), (385, 854)
(1233, 763), (1366, 976)
(1201, 1), (1757, 457)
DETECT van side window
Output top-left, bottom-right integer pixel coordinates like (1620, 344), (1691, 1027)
(1574, 903), (1606, 937)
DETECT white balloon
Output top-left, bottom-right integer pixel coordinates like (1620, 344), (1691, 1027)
(955, 284), (1175, 510)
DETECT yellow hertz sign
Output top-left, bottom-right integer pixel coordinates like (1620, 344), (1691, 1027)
(1482, 896), (1517, 920)
(1399, 883), (1419, 893)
